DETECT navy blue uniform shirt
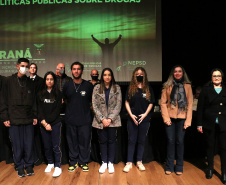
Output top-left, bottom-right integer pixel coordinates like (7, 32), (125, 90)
(125, 86), (155, 122)
(63, 79), (93, 126)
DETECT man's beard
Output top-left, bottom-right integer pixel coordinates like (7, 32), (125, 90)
(72, 73), (82, 79)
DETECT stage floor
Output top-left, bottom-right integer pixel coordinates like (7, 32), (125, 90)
(0, 155), (223, 185)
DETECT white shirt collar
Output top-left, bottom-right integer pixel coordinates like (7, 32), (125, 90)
(30, 75), (36, 79)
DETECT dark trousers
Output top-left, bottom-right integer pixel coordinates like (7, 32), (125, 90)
(34, 124), (44, 165)
(9, 124), (34, 169)
(0, 122), (13, 163)
(66, 124), (91, 166)
(204, 124), (226, 171)
(60, 115), (69, 165)
(165, 118), (185, 172)
(40, 122), (62, 167)
(97, 127), (117, 163)
(127, 119), (150, 162)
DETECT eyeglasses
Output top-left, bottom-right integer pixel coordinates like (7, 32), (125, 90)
(212, 75), (222, 78)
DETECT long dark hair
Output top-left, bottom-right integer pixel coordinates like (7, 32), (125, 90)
(39, 71), (59, 101)
(99, 68), (116, 94)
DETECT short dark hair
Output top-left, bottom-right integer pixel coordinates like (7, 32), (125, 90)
(30, 63), (38, 72)
(211, 68), (224, 79)
(17, 58), (29, 65)
(70, 61), (84, 71)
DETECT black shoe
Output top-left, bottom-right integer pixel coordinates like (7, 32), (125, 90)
(79, 163), (89, 172)
(17, 168), (26, 178)
(221, 171), (226, 184)
(34, 159), (42, 166)
(26, 166), (34, 176)
(206, 169), (213, 179)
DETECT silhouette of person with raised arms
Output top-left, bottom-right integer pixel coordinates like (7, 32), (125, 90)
(91, 34), (122, 69)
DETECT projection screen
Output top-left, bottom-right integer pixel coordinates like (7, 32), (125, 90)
(0, 0), (161, 82)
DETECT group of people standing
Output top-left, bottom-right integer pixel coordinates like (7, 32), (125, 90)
(0, 58), (226, 184)
(160, 66), (226, 184)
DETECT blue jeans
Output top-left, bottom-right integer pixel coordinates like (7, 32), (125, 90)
(165, 118), (185, 172)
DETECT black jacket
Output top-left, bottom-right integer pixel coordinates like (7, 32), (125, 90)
(0, 75), (5, 122)
(1, 74), (36, 125)
(56, 74), (71, 92)
(0, 75), (3, 90)
(30, 75), (44, 94)
(37, 90), (62, 126)
(56, 73), (71, 114)
(197, 82), (226, 131)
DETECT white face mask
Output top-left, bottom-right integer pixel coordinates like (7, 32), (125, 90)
(19, 67), (28, 75)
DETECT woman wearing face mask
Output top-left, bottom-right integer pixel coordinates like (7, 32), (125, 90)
(37, 71), (62, 177)
(92, 68), (122, 174)
(197, 68), (226, 184)
(123, 67), (155, 172)
(160, 65), (193, 175)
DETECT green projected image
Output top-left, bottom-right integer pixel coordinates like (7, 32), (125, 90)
(0, 0), (161, 81)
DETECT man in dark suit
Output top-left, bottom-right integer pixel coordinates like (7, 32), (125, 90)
(0, 75), (5, 161)
(29, 63), (43, 93)
(29, 63), (44, 166)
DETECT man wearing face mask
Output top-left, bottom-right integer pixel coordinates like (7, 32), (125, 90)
(1, 58), (37, 177)
(55, 63), (71, 164)
(29, 63), (44, 166)
(89, 69), (100, 86)
(56, 63), (71, 92)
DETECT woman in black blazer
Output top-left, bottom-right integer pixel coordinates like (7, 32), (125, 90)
(197, 68), (226, 184)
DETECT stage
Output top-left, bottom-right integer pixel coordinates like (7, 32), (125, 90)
(0, 155), (223, 185)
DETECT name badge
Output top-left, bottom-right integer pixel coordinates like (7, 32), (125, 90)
(44, 99), (55, 103)
(142, 93), (146, 98)
(80, 91), (86, 96)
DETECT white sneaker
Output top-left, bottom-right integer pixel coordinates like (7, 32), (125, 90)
(108, 162), (114, 174)
(45, 164), (54, 173)
(99, 162), (107, 173)
(52, 167), (62, 177)
(123, 162), (132, 173)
